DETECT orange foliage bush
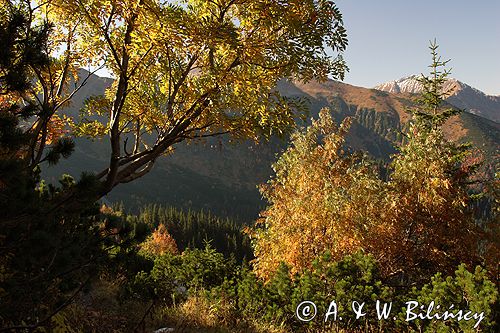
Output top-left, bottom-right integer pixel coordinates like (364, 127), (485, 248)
(141, 224), (179, 256)
(249, 106), (491, 282)
(249, 46), (499, 281)
(248, 108), (387, 279)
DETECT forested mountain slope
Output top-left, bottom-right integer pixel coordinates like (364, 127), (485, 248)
(43, 72), (499, 221)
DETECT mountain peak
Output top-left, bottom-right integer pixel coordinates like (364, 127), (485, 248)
(374, 75), (463, 96)
(374, 76), (499, 123)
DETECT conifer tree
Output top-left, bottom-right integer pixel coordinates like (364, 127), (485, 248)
(0, 5), (135, 329)
(381, 41), (486, 280)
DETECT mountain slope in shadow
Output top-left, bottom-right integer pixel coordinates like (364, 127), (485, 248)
(43, 73), (499, 222)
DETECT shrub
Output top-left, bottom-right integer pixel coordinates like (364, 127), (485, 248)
(209, 252), (498, 332)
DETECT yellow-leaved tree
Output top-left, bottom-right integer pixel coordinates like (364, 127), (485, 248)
(249, 43), (494, 282)
(0, 1), (348, 329)
(3, 0), (348, 210)
(249, 108), (386, 279)
(141, 223), (179, 256)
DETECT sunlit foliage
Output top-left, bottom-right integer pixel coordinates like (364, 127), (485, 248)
(249, 108), (385, 278)
(141, 223), (179, 256)
(250, 43), (494, 281)
(12, 0), (348, 194)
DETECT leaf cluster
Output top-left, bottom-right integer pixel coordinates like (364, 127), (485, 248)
(249, 44), (496, 282)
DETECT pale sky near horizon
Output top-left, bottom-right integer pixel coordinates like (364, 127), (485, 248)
(334, 0), (500, 95)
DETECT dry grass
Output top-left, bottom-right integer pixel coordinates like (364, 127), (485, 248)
(150, 294), (288, 333)
(148, 295), (402, 333)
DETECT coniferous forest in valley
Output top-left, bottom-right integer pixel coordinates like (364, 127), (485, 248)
(0, 1), (499, 332)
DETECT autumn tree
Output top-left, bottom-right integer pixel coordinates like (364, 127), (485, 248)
(380, 42), (485, 280)
(249, 42), (490, 281)
(141, 223), (179, 256)
(249, 108), (386, 279)
(0, 0), (349, 328)
(0, 0), (348, 218)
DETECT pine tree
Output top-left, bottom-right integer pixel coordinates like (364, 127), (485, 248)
(0, 5), (133, 329)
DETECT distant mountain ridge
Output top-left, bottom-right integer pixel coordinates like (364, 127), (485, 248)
(374, 76), (500, 123)
(43, 71), (499, 221)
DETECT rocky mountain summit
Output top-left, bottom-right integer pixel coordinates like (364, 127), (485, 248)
(375, 76), (499, 123)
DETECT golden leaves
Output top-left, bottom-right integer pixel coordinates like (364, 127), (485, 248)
(250, 101), (486, 281)
(44, 114), (68, 145)
(34, 0), (347, 146)
(141, 223), (179, 256)
(250, 109), (384, 279)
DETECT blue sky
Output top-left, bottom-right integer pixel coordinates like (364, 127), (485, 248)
(334, 0), (500, 95)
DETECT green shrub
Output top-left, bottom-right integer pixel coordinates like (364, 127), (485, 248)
(129, 243), (236, 305)
(208, 252), (498, 332)
(406, 264), (499, 332)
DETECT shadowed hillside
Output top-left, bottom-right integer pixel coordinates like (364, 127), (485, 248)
(42, 72), (499, 222)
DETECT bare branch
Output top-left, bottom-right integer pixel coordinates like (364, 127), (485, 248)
(54, 64), (105, 113)
(118, 161), (154, 184)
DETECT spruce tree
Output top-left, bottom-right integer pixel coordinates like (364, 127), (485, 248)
(384, 41), (486, 281)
